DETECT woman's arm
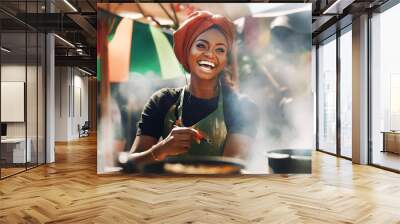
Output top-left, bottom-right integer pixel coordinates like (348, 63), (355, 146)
(222, 133), (253, 159)
(128, 135), (163, 164)
(128, 127), (198, 164)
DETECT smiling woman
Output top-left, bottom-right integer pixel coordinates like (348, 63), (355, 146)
(189, 28), (228, 82)
(125, 11), (259, 168)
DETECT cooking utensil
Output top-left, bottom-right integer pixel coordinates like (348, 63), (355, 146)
(267, 149), (312, 174)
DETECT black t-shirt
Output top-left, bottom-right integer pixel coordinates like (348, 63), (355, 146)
(137, 86), (259, 139)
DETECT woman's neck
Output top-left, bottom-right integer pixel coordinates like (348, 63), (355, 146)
(188, 76), (218, 99)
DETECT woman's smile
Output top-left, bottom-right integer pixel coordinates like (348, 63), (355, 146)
(197, 60), (216, 72)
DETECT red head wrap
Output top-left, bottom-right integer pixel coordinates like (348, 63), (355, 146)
(173, 11), (236, 73)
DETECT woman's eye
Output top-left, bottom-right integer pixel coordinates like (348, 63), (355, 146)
(216, 48), (225, 53)
(196, 43), (206, 49)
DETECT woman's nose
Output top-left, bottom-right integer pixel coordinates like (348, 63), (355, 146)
(203, 50), (215, 59)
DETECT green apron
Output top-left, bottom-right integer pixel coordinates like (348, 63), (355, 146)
(162, 86), (227, 158)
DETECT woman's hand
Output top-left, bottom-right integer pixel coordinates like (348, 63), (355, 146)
(127, 126), (198, 164)
(155, 126), (197, 159)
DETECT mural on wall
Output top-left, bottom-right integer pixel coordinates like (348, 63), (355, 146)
(97, 3), (313, 175)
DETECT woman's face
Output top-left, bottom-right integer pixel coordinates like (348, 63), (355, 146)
(188, 28), (228, 81)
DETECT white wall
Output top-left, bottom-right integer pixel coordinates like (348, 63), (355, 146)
(55, 67), (69, 141)
(54, 67), (89, 141)
(1, 64), (46, 163)
(1, 65), (38, 138)
(1, 65), (26, 140)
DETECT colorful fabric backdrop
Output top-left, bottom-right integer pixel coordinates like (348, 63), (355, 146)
(101, 13), (185, 82)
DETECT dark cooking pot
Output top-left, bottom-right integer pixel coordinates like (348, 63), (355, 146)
(267, 149), (312, 174)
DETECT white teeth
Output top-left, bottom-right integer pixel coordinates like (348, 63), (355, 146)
(198, 60), (215, 68)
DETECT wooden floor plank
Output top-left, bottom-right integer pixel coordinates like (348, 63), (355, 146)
(0, 134), (400, 223)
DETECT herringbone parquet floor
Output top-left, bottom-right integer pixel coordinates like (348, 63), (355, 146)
(1, 134), (400, 223)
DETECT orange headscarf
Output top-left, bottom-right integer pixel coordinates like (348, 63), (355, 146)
(173, 11), (236, 73)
